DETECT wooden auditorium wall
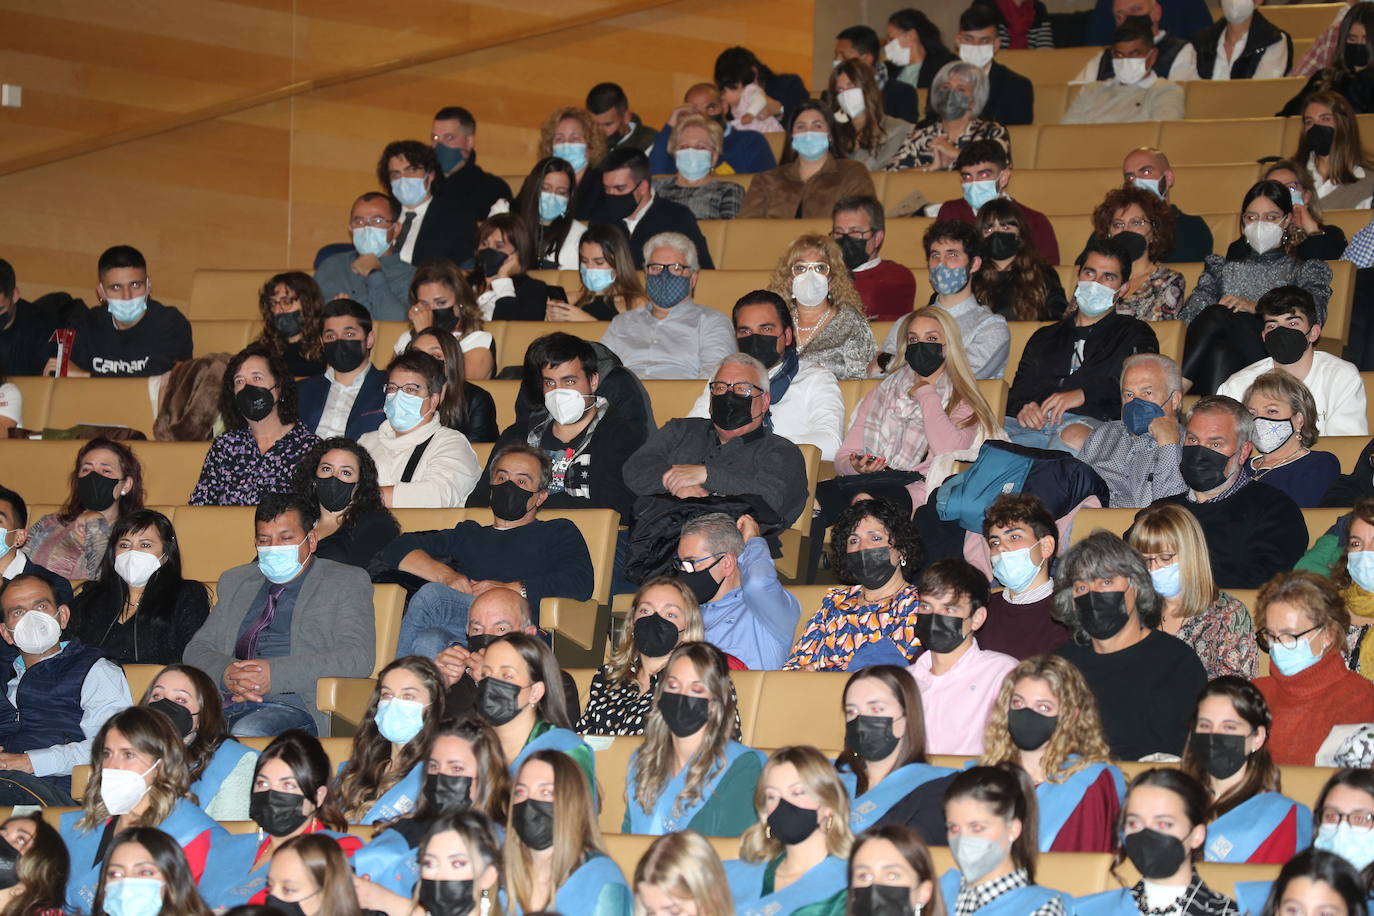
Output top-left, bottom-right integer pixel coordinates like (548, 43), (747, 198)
(0, 0), (813, 307)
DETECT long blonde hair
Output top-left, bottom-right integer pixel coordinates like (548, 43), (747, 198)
(892, 306), (1000, 439)
(505, 750), (606, 913)
(979, 656), (1112, 784)
(741, 746), (854, 863)
(767, 235), (868, 321)
(1128, 503), (1218, 618)
(79, 706), (194, 832)
(634, 830), (735, 916)
(606, 577), (706, 686)
(276, 834), (363, 916)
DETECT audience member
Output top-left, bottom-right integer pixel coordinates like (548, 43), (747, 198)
(833, 25), (922, 122)
(981, 493), (1071, 658)
(1241, 370), (1343, 507)
(1128, 503), (1258, 678)
(980, 655), (1123, 853)
(599, 232), (734, 379)
(598, 146), (714, 269)
(1054, 531), (1208, 760)
(832, 196), (917, 321)
(910, 559), (1017, 756)
(765, 235), (876, 381)
(379, 445), (594, 651)
(829, 60), (913, 171)
(1091, 185), (1185, 320)
(295, 298), (385, 441)
(48, 245), (191, 378)
(470, 213), (553, 321)
(396, 259), (494, 379)
(1280, 4), (1374, 116)
(788, 499), (923, 672)
(1078, 353), (1186, 508)
(548, 222), (647, 322)
(1253, 572), (1374, 765)
(884, 61), (1011, 171)
(949, 5), (1036, 126)
(430, 106), (512, 219)
(1061, 20), (1185, 123)
(883, 8), (958, 93)
(914, 219), (1010, 379)
(1264, 159), (1350, 260)
(26, 437), (143, 580)
(849, 837), (945, 916)
(740, 101), (876, 219)
(650, 115), (744, 220)
(1255, 848), (1369, 916)
(1309, 769), (1374, 888)
(989, 0), (1056, 49)
(252, 271), (325, 378)
(375, 139), (476, 269)
(264, 833), (366, 915)
(0, 485), (74, 606)
(183, 492), (374, 737)
(1189, 0), (1292, 80)
(715, 47), (787, 134)
(647, 82), (777, 176)
(408, 329), (498, 443)
(1070, 0), (1199, 82)
(357, 350), (480, 509)
(0, 573), (131, 805)
(586, 81), (657, 152)
(1326, 496), (1374, 627)
(370, 810), (503, 915)
(1006, 237), (1159, 451)
(1154, 395), (1307, 589)
(314, 193), (414, 321)
(0, 258), (57, 376)
(1122, 147), (1215, 262)
(512, 156), (586, 270)
(290, 437), (399, 571)
(0, 814), (68, 913)
(189, 345), (321, 506)
(1298, 91), (1374, 209)
(937, 140), (1060, 266)
(536, 106), (607, 198)
(972, 198), (1067, 321)
(69, 509), (209, 666)
(476, 636), (592, 783)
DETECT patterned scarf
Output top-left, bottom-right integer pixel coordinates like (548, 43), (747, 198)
(862, 366), (953, 471)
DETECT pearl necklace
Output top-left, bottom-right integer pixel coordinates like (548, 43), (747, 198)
(795, 306), (833, 334)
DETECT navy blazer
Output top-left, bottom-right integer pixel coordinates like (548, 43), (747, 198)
(296, 364), (387, 441)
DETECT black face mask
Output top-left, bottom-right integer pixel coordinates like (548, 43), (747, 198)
(915, 612), (967, 654)
(314, 475), (356, 513)
(474, 676), (524, 726)
(466, 632), (496, 653)
(250, 788), (311, 837)
(0, 837), (20, 891)
(1123, 828), (1189, 880)
(512, 798), (556, 850)
(422, 772), (474, 814)
(837, 234), (871, 271)
(850, 883), (915, 916)
(600, 189), (640, 222)
(1307, 124), (1336, 157)
(846, 714), (900, 761)
(847, 546), (898, 590)
(429, 306), (459, 333)
(1180, 444), (1232, 493)
(77, 472), (121, 512)
(1074, 589), (1131, 640)
(1346, 42), (1370, 69)
(767, 797), (820, 845)
(420, 879), (475, 916)
(265, 896), (307, 916)
(477, 247), (508, 278)
(1264, 326), (1309, 365)
(323, 338), (367, 373)
(1189, 731), (1250, 780)
(737, 333), (782, 369)
(710, 391), (756, 431)
(1114, 230), (1149, 263)
(984, 231), (1020, 261)
(633, 613), (681, 657)
(657, 690), (711, 737)
(1007, 707), (1058, 751)
(234, 384), (276, 422)
(272, 310), (304, 338)
(676, 559), (724, 605)
(905, 341), (945, 378)
(489, 480), (533, 522)
(146, 698), (194, 738)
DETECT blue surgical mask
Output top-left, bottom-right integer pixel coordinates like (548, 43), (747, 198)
(257, 543), (306, 585)
(675, 148), (714, 181)
(538, 191), (568, 222)
(375, 697), (427, 744)
(552, 142), (588, 173)
(0, 529), (11, 560)
(352, 226), (390, 257)
(990, 546), (1042, 593)
(1316, 822), (1374, 871)
(107, 295), (148, 324)
(581, 266), (615, 293)
(1076, 280), (1116, 317)
(1270, 630), (1324, 677)
(962, 179), (1000, 212)
(1349, 550), (1374, 593)
(385, 390), (428, 432)
(391, 176), (428, 207)
(1132, 176), (1164, 199)
(1150, 562), (1182, 598)
(1121, 397), (1167, 436)
(103, 877), (166, 916)
(791, 131), (830, 161)
(930, 263), (969, 296)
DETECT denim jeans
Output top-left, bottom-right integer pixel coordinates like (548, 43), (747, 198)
(223, 698), (317, 737)
(397, 584), (476, 660)
(0, 771), (75, 805)
(1002, 412), (1101, 453)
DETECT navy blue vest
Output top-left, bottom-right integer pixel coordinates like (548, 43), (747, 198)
(0, 641), (104, 754)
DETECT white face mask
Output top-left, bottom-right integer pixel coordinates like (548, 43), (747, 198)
(1114, 57), (1149, 85)
(836, 87), (866, 119)
(1221, 0), (1254, 24)
(791, 271), (830, 308)
(114, 551), (163, 588)
(959, 42), (995, 68)
(1244, 220), (1284, 254)
(11, 610), (61, 656)
(100, 760), (158, 815)
(544, 388), (591, 425)
(884, 37), (911, 67)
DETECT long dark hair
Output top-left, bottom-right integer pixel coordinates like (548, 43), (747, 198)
(1261, 848), (1370, 916)
(0, 815), (67, 916)
(780, 101), (838, 166)
(944, 764), (1040, 881)
(1111, 768), (1211, 881)
(408, 331), (471, 431)
(1315, 769), (1374, 892)
(888, 8), (947, 54)
(411, 718), (511, 824)
(92, 827), (212, 916)
(1180, 676), (1280, 818)
(81, 510), (201, 638)
(837, 666), (929, 795)
(829, 59), (887, 158)
(139, 664), (230, 783)
(253, 271), (324, 362)
(972, 198), (1051, 320)
(515, 156), (579, 267)
(255, 731), (347, 832)
(290, 437), (392, 530)
(574, 223), (645, 310)
(714, 46), (776, 89)
(219, 344), (301, 431)
(846, 824), (947, 916)
(472, 214), (535, 289)
(493, 633), (574, 729)
(57, 437), (145, 524)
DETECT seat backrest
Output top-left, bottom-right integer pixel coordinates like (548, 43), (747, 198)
(9, 376), (53, 431)
(392, 508), (465, 532)
(122, 664), (164, 702)
(881, 169), (961, 216)
(786, 585), (836, 643)
(0, 439), (82, 504)
(495, 321), (611, 374)
(837, 379), (880, 427)
(479, 379), (523, 431)
(591, 735), (644, 835)
(192, 319), (256, 358)
(1182, 81), (1305, 120)
(1323, 436), (1368, 475)
(47, 378), (157, 434)
(372, 584), (405, 677)
(1007, 321), (1056, 376)
(748, 671), (849, 749)
(237, 735), (353, 772)
(642, 379), (706, 423)
(189, 269), (290, 321)
(1158, 119), (1285, 165)
(134, 441), (212, 505)
(1035, 124), (1160, 170)
(170, 506), (257, 582)
(567, 667), (598, 709)
(714, 219), (833, 270)
(1304, 508), (1346, 549)
(372, 320), (409, 361)
(1069, 507), (1140, 545)
(999, 46), (1100, 84)
(1281, 765), (1335, 811)
(692, 270), (775, 316)
(1323, 259), (1355, 352)
(976, 378), (1008, 424)
(730, 670), (767, 746)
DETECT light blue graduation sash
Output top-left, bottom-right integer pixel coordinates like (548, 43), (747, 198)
(726, 856), (849, 916)
(1205, 792), (1312, 863)
(1070, 888), (1140, 916)
(191, 738), (257, 809)
(553, 853), (632, 916)
(1037, 761), (1126, 851)
(844, 761), (956, 833)
(625, 741), (764, 834)
(351, 827), (421, 897)
(939, 868), (1065, 916)
(511, 723), (591, 777)
(362, 762), (424, 824)
(199, 826), (357, 908)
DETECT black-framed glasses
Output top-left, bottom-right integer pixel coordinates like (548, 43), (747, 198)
(646, 262), (692, 277)
(708, 382), (762, 398)
(1320, 809), (1374, 831)
(672, 552), (725, 574)
(1255, 622), (1322, 651)
(384, 382), (428, 397)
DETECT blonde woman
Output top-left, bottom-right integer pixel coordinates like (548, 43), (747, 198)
(624, 642), (763, 836)
(536, 107), (608, 189)
(634, 830), (735, 916)
(726, 746), (853, 916)
(505, 750), (631, 915)
(58, 707), (225, 912)
(1128, 503), (1258, 678)
(577, 577), (705, 736)
(266, 833), (363, 916)
(766, 234), (876, 381)
(1241, 369), (1340, 508)
(651, 115), (744, 220)
(980, 655), (1124, 853)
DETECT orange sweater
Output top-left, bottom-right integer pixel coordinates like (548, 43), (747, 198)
(1255, 649), (1374, 765)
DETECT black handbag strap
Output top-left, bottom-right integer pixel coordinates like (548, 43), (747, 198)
(401, 435), (435, 483)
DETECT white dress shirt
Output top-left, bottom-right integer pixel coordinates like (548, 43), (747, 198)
(398, 196), (433, 264)
(624, 191), (657, 237)
(1210, 27), (1288, 80)
(315, 366), (370, 439)
(1217, 350), (1369, 437)
(8, 644), (131, 777)
(687, 357), (845, 460)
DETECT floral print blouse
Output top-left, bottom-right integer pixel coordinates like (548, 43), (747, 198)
(785, 583), (923, 671)
(25, 513), (112, 580)
(1115, 265), (1186, 321)
(1175, 591), (1257, 679)
(188, 424), (321, 506)
(883, 118), (1011, 171)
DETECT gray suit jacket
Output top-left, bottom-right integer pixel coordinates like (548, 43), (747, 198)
(183, 557), (375, 733)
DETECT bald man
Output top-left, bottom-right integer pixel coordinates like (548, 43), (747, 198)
(1122, 147), (1214, 262)
(648, 83), (777, 176)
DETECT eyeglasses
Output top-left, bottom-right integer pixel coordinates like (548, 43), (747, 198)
(830, 229), (874, 241)
(672, 552), (725, 574)
(1320, 809), (1374, 831)
(1110, 218), (1151, 232)
(646, 262), (692, 277)
(1255, 622), (1322, 651)
(267, 296), (299, 308)
(708, 381), (762, 398)
(349, 216), (395, 229)
(1139, 552), (1176, 570)
(1242, 212), (1285, 224)
(384, 383), (428, 397)
(791, 261), (831, 277)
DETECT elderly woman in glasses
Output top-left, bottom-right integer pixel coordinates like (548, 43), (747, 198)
(883, 61), (1010, 172)
(764, 234), (876, 381)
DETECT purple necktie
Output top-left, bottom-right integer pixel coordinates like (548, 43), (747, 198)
(236, 584), (285, 660)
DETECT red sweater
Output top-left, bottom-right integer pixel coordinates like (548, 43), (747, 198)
(852, 260), (917, 320)
(1255, 649), (1374, 764)
(936, 197), (1061, 266)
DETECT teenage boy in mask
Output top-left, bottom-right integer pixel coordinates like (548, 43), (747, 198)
(831, 196), (916, 321)
(296, 299), (386, 440)
(596, 147), (714, 269)
(1061, 20), (1185, 124)
(315, 192), (416, 321)
(935, 141), (1059, 267)
(980, 493), (1070, 659)
(1217, 285), (1367, 436)
(377, 445), (594, 655)
(1078, 352), (1188, 508)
